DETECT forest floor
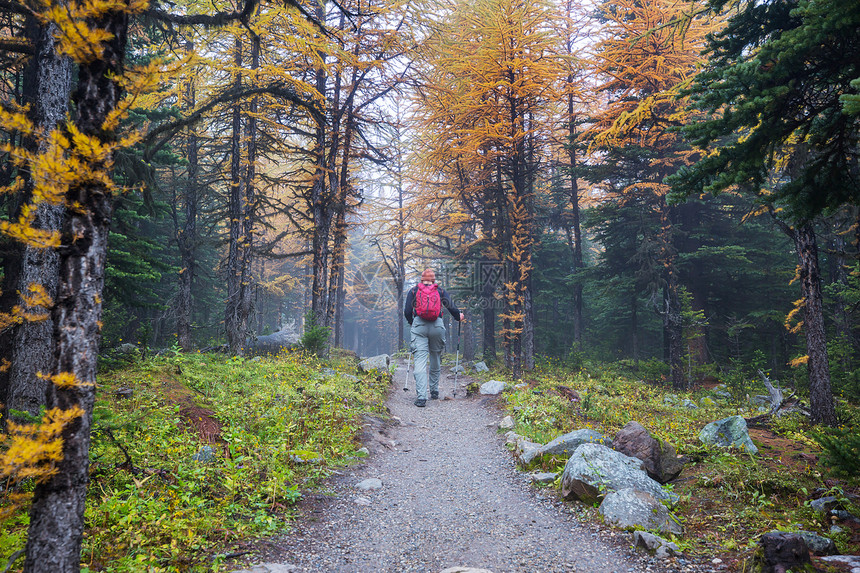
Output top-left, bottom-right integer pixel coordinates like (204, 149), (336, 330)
(229, 361), (712, 573)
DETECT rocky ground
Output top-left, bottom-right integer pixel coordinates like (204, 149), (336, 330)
(234, 362), (720, 573)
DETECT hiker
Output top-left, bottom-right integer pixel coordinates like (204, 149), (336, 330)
(404, 269), (465, 407)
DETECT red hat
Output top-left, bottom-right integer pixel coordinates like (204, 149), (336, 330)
(421, 269), (436, 282)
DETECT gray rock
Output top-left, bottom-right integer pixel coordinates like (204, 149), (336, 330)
(355, 478), (383, 491)
(599, 488), (683, 536)
(796, 531), (837, 555)
(830, 525), (844, 535)
(698, 415), (758, 455)
(353, 496), (372, 506)
(321, 367), (336, 377)
(681, 399), (698, 409)
(750, 395), (771, 407)
(358, 354), (390, 373)
(714, 390), (732, 400)
(499, 416), (515, 430)
(116, 343), (140, 356)
(515, 436), (543, 466)
(530, 472), (557, 484)
(473, 361), (490, 373)
(663, 394), (678, 405)
(115, 387), (133, 399)
(451, 365), (465, 374)
(632, 530), (680, 560)
(818, 555), (860, 571)
(230, 564), (299, 573)
(560, 443), (678, 506)
(541, 429), (611, 457)
(356, 447), (370, 456)
(192, 445), (214, 463)
(340, 373), (359, 382)
(700, 396), (716, 407)
(480, 380), (506, 395)
(249, 327), (300, 355)
(613, 421), (684, 484)
(504, 431), (520, 445)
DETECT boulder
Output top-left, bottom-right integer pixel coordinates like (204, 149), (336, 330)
(613, 421), (684, 484)
(479, 380), (506, 395)
(473, 361), (489, 373)
(599, 488), (683, 536)
(632, 531), (680, 560)
(515, 436), (543, 466)
(541, 429), (611, 457)
(358, 354), (390, 373)
(249, 327), (301, 355)
(795, 531), (837, 556)
(757, 532), (811, 573)
(499, 416), (515, 430)
(698, 415), (758, 454)
(560, 443), (678, 506)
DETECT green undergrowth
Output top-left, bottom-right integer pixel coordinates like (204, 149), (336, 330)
(1, 349), (389, 573)
(498, 357), (860, 563)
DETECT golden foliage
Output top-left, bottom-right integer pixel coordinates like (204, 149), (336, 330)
(39, 0), (150, 65)
(0, 406), (85, 518)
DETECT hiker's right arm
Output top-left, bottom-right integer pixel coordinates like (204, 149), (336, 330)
(403, 286), (415, 325)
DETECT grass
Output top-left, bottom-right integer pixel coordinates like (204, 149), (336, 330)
(1, 349), (389, 573)
(494, 356), (860, 568)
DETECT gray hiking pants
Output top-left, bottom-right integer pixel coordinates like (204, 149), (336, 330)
(410, 316), (446, 400)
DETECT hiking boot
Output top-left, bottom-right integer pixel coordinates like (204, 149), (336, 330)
(414, 398), (426, 407)
(430, 391), (439, 400)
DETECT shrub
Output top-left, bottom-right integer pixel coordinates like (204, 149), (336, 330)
(814, 427), (860, 479)
(300, 311), (331, 357)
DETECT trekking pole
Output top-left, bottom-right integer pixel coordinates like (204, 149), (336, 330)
(453, 319), (462, 397)
(403, 351), (412, 392)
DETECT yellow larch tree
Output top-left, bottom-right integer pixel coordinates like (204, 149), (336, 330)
(584, 0), (717, 388)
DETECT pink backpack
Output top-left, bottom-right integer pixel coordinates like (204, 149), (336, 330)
(415, 283), (442, 320)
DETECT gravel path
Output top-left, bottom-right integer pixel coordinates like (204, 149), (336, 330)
(261, 362), (683, 573)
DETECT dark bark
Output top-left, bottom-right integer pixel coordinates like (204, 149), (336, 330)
(0, 15), (71, 424)
(567, 100), (583, 349)
(309, 0), (330, 327)
(660, 200), (684, 390)
(24, 7), (127, 572)
(224, 33), (258, 354)
(176, 40), (197, 351)
(792, 222), (837, 425)
(224, 38), (243, 352)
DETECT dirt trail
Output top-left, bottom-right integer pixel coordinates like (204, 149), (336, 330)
(264, 362), (667, 573)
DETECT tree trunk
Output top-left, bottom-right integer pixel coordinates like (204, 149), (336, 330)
(225, 38), (244, 352)
(660, 199), (684, 389)
(793, 222), (836, 425)
(24, 8), (127, 571)
(0, 15), (71, 424)
(567, 101), (583, 349)
(481, 270), (496, 363)
(310, 0), (330, 327)
(176, 39), (197, 351)
(630, 291), (639, 365)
